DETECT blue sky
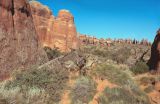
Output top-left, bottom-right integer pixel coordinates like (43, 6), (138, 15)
(36, 0), (160, 42)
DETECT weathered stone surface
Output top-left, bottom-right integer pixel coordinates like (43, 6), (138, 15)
(148, 29), (160, 73)
(30, 1), (78, 52)
(0, 0), (47, 80)
(30, 1), (54, 47)
(39, 51), (86, 72)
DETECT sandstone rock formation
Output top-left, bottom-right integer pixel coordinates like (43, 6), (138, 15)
(79, 34), (151, 47)
(148, 29), (160, 73)
(30, 1), (78, 52)
(0, 0), (47, 80)
(79, 35), (111, 46)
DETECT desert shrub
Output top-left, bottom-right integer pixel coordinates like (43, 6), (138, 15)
(70, 76), (97, 104)
(140, 77), (155, 86)
(111, 48), (131, 64)
(92, 64), (133, 87)
(131, 61), (149, 74)
(98, 87), (150, 104)
(144, 85), (154, 93)
(92, 63), (150, 103)
(44, 46), (62, 60)
(0, 84), (49, 104)
(5, 66), (69, 103)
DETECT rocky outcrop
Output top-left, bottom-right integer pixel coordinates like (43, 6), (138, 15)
(148, 29), (160, 73)
(30, 1), (78, 52)
(0, 0), (47, 80)
(79, 34), (151, 47)
(38, 51), (86, 73)
(79, 35), (111, 46)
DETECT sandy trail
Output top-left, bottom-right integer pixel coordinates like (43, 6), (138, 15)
(60, 75), (117, 104)
(89, 79), (117, 104)
(60, 72), (77, 104)
(61, 90), (71, 104)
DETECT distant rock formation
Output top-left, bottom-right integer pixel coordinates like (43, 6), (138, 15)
(148, 29), (160, 73)
(0, 0), (47, 80)
(79, 34), (151, 47)
(30, 1), (78, 52)
(79, 34), (112, 46)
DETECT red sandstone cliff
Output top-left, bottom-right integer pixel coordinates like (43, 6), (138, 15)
(0, 0), (47, 80)
(30, 1), (78, 52)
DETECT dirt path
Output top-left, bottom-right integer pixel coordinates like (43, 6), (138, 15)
(61, 90), (71, 104)
(134, 73), (160, 104)
(89, 79), (117, 104)
(148, 91), (160, 104)
(60, 72), (77, 104)
(60, 74), (117, 104)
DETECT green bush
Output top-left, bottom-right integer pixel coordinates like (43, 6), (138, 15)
(131, 61), (149, 74)
(44, 46), (62, 60)
(98, 87), (150, 104)
(70, 76), (97, 104)
(5, 66), (69, 103)
(92, 64), (133, 87)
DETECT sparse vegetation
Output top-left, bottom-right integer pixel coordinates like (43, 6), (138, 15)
(98, 87), (150, 104)
(70, 76), (97, 104)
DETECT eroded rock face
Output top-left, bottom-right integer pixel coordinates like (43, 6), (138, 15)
(148, 30), (160, 73)
(30, 1), (78, 52)
(0, 0), (47, 80)
(30, 1), (54, 47)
